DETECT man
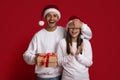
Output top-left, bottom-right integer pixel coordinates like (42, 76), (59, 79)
(23, 5), (92, 80)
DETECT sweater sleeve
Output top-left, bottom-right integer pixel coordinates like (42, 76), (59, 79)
(23, 34), (37, 65)
(57, 40), (74, 66)
(75, 39), (93, 67)
(81, 23), (92, 40)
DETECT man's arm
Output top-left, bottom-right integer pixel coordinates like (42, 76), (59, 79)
(73, 19), (92, 40)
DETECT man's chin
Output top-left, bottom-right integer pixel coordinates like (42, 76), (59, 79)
(48, 24), (56, 28)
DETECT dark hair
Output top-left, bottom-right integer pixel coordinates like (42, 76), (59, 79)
(65, 28), (83, 54)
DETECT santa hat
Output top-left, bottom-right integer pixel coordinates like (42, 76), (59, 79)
(39, 5), (61, 26)
(66, 16), (85, 39)
(66, 16), (80, 31)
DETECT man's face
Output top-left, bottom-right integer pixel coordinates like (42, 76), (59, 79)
(45, 12), (59, 28)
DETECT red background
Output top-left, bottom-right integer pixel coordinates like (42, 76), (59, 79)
(0, 0), (120, 80)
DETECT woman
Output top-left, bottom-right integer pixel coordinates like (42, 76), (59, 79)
(57, 16), (93, 80)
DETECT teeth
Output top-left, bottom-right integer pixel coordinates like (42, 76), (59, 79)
(50, 21), (54, 22)
(72, 32), (77, 34)
(72, 33), (78, 35)
(49, 21), (55, 24)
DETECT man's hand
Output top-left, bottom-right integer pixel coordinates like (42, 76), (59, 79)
(34, 54), (39, 64)
(73, 19), (83, 28)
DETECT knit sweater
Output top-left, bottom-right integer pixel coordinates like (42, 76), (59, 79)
(57, 39), (93, 80)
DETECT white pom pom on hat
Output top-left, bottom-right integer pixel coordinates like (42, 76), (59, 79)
(39, 20), (44, 26)
(38, 5), (61, 26)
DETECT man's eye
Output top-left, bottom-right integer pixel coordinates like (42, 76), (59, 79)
(53, 15), (57, 17)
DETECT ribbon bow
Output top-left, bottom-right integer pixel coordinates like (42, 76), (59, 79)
(39, 53), (56, 67)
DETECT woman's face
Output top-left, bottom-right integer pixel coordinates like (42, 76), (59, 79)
(68, 22), (80, 38)
(45, 12), (59, 28)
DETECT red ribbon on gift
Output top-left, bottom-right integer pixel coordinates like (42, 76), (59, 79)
(39, 53), (56, 67)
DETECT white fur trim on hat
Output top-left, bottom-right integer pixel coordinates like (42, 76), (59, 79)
(66, 20), (73, 30)
(43, 8), (61, 19)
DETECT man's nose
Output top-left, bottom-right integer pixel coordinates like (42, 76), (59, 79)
(50, 16), (54, 20)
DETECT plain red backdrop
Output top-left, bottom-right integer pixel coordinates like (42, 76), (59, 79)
(0, 0), (120, 80)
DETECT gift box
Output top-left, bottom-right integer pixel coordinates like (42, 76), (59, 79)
(37, 53), (57, 67)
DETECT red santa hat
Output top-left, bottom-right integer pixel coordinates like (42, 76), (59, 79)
(39, 5), (61, 26)
(66, 16), (80, 30)
(66, 16), (85, 39)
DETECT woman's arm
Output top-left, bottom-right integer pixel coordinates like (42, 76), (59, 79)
(75, 39), (93, 67)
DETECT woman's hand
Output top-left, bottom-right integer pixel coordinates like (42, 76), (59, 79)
(76, 43), (83, 55)
(69, 43), (75, 55)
